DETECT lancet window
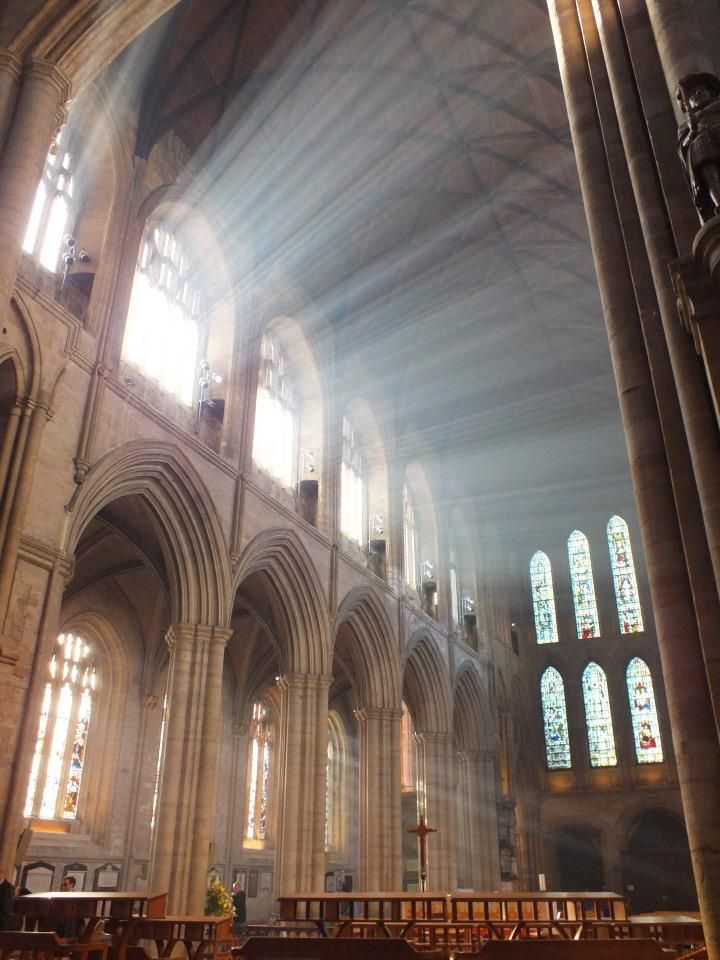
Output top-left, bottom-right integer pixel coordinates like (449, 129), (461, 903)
(530, 551), (559, 644)
(403, 485), (419, 589)
(252, 332), (296, 487)
(245, 701), (272, 841)
(24, 127), (77, 273)
(582, 662), (617, 767)
(122, 221), (201, 405)
(150, 694), (168, 830)
(341, 416), (365, 543)
(607, 516), (644, 633)
(400, 702), (417, 793)
(626, 657), (663, 764)
(325, 717), (344, 852)
(24, 633), (97, 820)
(540, 667), (571, 769)
(568, 530), (600, 639)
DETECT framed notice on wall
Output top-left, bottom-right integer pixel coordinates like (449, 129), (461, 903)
(94, 863), (121, 891)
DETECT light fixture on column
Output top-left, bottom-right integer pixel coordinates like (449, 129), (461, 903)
(60, 233), (90, 291)
(195, 358), (223, 433)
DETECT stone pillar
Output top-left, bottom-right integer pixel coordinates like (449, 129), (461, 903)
(274, 674), (330, 895)
(457, 750), (500, 890)
(549, 2), (720, 956)
(0, 52), (22, 156)
(0, 58), (70, 317)
(149, 624), (229, 914)
(642, 0), (715, 110)
(416, 732), (457, 890)
(356, 707), (402, 890)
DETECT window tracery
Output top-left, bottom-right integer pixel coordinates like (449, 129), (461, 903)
(245, 701), (272, 841)
(403, 485), (419, 589)
(626, 657), (663, 763)
(568, 530), (600, 639)
(252, 332), (296, 487)
(582, 662), (617, 767)
(540, 667), (571, 769)
(24, 633), (96, 821)
(530, 551), (559, 644)
(23, 128), (77, 273)
(607, 516), (644, 633)
(122, 221), (201, 405)
(341, 416), (365, 543)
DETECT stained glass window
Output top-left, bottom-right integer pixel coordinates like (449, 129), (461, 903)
(607, 516), (644, 633)
(24, 127), (76, 272)
(582, 662), (617, 767)
(403, 485), (419, 589)
(530, 551), (559, 644)
(252, 333), (295, 486)
(325, 738), (334, 849)
(626, 658), (663, 763)
(540, 668), (571, 769)
(341, 416), (365, 543)
(568, 530), (600, 639)
(246, 701), (272, 841)
(24, 633), (96, 820)
(400, 702), (417, 792)
(122, 222), (201, 405)
(150, 694), (168, 830)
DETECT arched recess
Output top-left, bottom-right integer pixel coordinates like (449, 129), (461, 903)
(402, 461), (439, 616)
(403, 634), (452, 735)
(621, 809), (697, 913)
(65, 440), (231, 627)
(233, 528), (330, 676)
(334, 586), (400, 711)
(340, 396), (390, 562)
(454, 664), (493, 754)
(549, 824), (605, 892)
(447, 505), (478, 643)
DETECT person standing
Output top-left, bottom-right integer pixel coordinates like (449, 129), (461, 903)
(231, 882), (246, 935)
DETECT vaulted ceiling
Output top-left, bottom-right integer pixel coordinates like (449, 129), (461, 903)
(119, 0), (631, 541)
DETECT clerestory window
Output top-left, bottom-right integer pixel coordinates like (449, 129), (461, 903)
(23, 128), (77, 273)
(252, 332), (296, 487)
(341, 416), (365, 544)
(245, 701), (272, 841)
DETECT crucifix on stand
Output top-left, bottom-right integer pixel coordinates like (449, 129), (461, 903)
(408, 815), (437, 892)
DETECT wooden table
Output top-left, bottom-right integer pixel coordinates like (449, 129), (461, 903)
(14, 892), (168, 960)
(133, 914), (233, 960)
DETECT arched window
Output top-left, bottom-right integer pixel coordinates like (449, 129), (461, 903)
(341, 416), (365, 543)
(122, 221), (201, 405)
(24, 633), (97, 820)
(568, 530), (600, 639)
(245, 701), (272, 840)
(400, 702), (417, 792)
(582, 662), (617, 767)
(626, 658), (664, 764)
(150, 694), (168, 830)
(252, 332), (295, 487)
(403, 485), (418, 589)
(530, 551), (559, 644)
(607, 516), (644, 633)
(325, 716), (344, 852)
(540, 667), (571, 769)
(23, 128), (77, 272)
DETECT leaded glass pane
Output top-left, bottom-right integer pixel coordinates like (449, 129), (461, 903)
(63, 688), (91, 818)
(24, 684), (52, 816)
(246, 701), (272, 841)
(530, 551), (559, 644)
(626, 658), (663, 763)
(568, 530), (600, 638)
(252, 333), (295, 486)
(582, 662), (617, 767)
(341, 417), (364, 543)
(607, 516), (644, 633)
(40, 682), (73, 817)
(403, 485), (418, 589)
(540, 668), (571, 769)
(246, 737), (259, 839)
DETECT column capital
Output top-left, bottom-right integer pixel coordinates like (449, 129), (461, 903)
(0, 51), (22, 83)
(165, 623), (232, 649)
(415, 730), (455, 747)
(24, 57), (72, 103)
(275, 672), (332, 694)
(457, 748), (495, 763)
(354, 705), (403, 724)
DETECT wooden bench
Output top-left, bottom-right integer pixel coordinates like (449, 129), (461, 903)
(473, 940), (674, 960)
(233, 937), (445, 959)
(0, 931), (110, 960)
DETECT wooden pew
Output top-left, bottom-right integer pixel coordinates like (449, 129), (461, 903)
(473, 940), (674, 960)
(0, 931), (110, 960)
(234, 937), (445, 959)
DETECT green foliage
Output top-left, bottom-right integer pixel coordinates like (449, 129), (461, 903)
(205, 872), (235, 919)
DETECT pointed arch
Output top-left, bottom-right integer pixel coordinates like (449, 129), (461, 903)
(402, 634), (452, 733)
(568, 530), (599, 639)
(626, 657), (663, 764)
(64, 441), (231, 626)
(540, 667), (571, 769)
(582, 662), (617, 767)
(530, 550), (558, 644)
(607, 516), (644, 633)
(233, 528), (330, 675)
(453, 662), (493, 753)
(334, 585), (400, 709)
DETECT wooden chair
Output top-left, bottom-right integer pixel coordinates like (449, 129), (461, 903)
(0, 931), (110, 960)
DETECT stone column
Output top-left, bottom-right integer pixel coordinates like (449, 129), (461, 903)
(356, 707), (402, 890)
(149, 624), (229, 914)
(0, 58), (70, 316)
(274, 674), (330, 895)
(642, 0), (715, 111)
(549, 2), (720, 956)
(457, 750), (500, 890)
(0, 52), (22, 155)
(415, 732), (457, 890)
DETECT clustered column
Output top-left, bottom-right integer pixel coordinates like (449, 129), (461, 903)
(149, 624), (230, 913)
(415, 731), (457, 890)
(356, 707), (403, 890)
(457, 750), (500, 890)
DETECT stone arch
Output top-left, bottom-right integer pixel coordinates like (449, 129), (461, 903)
(233, 528), (330, 675)
(334, 585), (400, 710)
(64, 440), (231, 626)
(402, 633), (452, 733)
(4, 294), (42, 399)
(453, 662), (493, 753)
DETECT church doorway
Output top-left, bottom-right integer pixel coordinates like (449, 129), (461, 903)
(621, 810), (697, 913)
(551, 825), (604, 892)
